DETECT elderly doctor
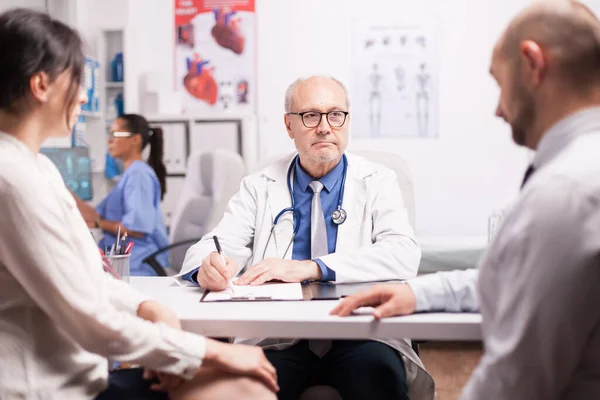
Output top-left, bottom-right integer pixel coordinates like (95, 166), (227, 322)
(176, 76), (434, 400)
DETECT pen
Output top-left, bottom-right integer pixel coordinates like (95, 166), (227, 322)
(212, 235), (234, 291)
(124, 241), (134, 255)
(116, 226), (121, 253)
(119, 232), (128, 255)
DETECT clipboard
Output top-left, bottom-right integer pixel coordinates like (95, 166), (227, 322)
(199, 282), (307, 302)
(200, 292), (283, 302)
(199, 281), (404, 302)
(306, 280), (405, 300)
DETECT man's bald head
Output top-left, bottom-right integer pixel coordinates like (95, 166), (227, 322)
(497, 0), (600, 90)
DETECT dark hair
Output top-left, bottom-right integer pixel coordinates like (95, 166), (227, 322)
(0, 9), (84, 123)
(118, 114), (167, 200)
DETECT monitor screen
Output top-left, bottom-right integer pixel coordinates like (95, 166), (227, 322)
(40, 147), (93, 201)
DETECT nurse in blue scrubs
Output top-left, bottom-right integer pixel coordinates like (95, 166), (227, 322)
(79, 114), (169, 275)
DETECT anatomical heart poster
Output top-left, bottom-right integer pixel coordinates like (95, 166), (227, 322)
(174, 0), (255, 114)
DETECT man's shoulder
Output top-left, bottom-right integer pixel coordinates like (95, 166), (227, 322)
(539, 132), (600, 197)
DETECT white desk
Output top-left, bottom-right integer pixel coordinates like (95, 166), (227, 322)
(131, 277), (482, 341)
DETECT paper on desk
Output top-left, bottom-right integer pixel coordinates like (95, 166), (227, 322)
(202, 282), (303, 301)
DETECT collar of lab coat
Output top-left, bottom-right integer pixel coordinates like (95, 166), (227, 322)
(260, 152), (377, 260)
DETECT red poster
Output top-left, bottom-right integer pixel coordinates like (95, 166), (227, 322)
(174, 0), (255, 113)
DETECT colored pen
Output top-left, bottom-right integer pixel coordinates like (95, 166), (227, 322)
(212, 235), (234, 291)
(116, 226), (121, 253)
(119, 232), (128, 254)
(124, 241), (134, 255)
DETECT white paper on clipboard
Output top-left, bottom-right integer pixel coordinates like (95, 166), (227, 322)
(202, 282), (303, 302)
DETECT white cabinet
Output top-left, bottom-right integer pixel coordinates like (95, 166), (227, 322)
(190, 121), (241, 156)
(159, 122), (188, 175)
(161, 176), (186, 228)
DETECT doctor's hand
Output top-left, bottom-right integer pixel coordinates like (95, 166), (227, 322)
(235, 258), (322, 286)
(197, 251), (238, 291)
(330, 283), (417, 319)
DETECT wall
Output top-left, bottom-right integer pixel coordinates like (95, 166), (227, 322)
(258, 0), (598, 243)
(0, 0), (45, 12)
(82, 0), (600, 243)
(254, 0), (532, 245)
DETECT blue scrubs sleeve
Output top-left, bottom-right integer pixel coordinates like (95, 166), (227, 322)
(121, 172), (157, 234)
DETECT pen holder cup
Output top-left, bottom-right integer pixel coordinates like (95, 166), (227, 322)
(102, 254), (131, 283)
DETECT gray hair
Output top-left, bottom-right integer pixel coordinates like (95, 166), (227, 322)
(284, 76), (351, 113)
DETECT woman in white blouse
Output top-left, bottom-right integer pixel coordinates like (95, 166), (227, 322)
(0, 8), (277, 400)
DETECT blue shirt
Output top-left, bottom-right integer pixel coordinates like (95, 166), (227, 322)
(291, 156), (343, 281)
(96, 161), (169, 276)
(182, 156), (344, 284)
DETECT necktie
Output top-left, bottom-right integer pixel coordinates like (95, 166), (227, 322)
(521, 164), (536, 190)
(308, 181), (332, 357)
(309, 181), (328, 259)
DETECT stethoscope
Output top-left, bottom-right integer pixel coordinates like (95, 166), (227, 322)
(264, 154), (348, 259)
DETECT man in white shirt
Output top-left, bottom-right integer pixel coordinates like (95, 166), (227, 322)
(333, 1), (600, 399)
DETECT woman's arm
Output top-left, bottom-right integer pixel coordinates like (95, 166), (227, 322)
(0, 172), (206, 377)
(71, 190), (98, 227)
(71, 189), (144, 238)
(98, 218), (144, 238)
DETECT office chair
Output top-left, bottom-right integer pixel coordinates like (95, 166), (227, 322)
(297, 150), (419, 400)
(143, 149), (246, 275)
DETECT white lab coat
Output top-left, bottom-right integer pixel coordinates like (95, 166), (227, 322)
(177, 152), (435, 399)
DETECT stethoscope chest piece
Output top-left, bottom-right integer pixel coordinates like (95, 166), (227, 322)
(332, 208), (347, 225)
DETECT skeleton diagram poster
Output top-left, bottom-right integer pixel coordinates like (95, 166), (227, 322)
(351, 17), (438, 138)
(174, 0), (255, 114)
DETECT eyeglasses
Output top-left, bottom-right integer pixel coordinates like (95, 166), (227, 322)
(107, 131), (134, 139)
(287, 111), (349, 128)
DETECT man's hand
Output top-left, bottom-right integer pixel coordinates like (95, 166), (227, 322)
(197, 251), (238, 291)
(235, 258), (322, 286)
(330, 283), (417, 319)
(203, 339), (279, 393)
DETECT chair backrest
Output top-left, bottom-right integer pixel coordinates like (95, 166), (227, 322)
(351, 150), (416, 229)
(253, 151), (416, 229)
(168, 149), (246, 271)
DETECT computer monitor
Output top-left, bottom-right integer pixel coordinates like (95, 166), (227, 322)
(40, 147), (93, 201)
